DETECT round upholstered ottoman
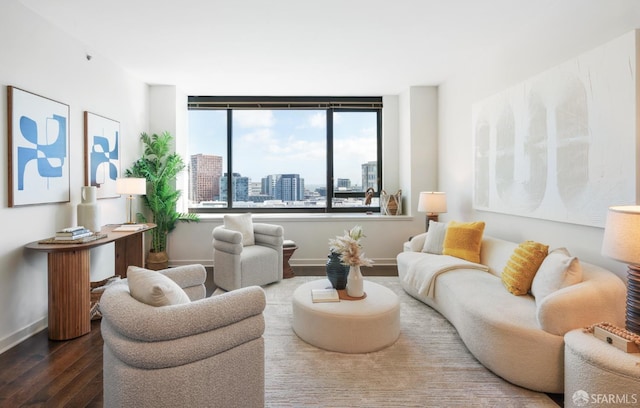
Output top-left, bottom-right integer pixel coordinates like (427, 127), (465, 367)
(564, 328), (640, 405)
(292, 279), (400, 353)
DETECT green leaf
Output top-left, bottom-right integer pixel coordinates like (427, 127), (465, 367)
(124, 131), (199, 253)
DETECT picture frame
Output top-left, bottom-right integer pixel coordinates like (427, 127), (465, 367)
(8, 86), (70, 207)
(84, 111), (120, 199)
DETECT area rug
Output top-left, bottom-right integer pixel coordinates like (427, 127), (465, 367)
(262, 276), (557, 408)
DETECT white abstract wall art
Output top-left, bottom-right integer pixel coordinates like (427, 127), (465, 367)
(472, 31), (638, 227)
(8, 86), (70, 207)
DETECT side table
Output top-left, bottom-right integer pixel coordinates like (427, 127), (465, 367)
(564, 328), (640, 407)
(283, 240), (297, 279)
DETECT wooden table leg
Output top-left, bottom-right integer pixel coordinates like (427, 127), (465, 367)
(115, 232), (144, 278)
(47, 249), (91, 341)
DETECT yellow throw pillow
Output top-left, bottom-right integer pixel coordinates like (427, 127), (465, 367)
(502, 241), (549, 295)
(442, 221), (486, 263)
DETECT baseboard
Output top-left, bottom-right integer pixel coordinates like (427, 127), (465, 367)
(0, 317), (47, 355)
(291, 265), (398, 277)
(170, 258), (398, 268)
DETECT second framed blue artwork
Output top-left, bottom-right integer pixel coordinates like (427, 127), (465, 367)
(84, 111), (120, 198)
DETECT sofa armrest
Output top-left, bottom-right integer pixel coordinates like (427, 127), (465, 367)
(407, 233), (427, 252)
(101, 285), (266, 369)
(102, 284), (266, 340)
(159, 264), (206, 288)
(253, 223), (284, 248)
(536, 269), (626, 336)
(212, 225), (243, 254)
(157, 264), (207, 301)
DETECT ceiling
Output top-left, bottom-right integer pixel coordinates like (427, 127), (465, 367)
(18, 0), (640, 96)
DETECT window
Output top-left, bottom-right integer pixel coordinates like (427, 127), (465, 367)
(187, 96), (382, 213)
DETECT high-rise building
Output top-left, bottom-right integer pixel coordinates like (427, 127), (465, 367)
(190, 154), (223, 202)
(361, 161), (377, 191)
(337, 178), (351, 190)
(262, 174), (304, 202)
(248, 181), (262, 197)
(220, 173), (249, 202)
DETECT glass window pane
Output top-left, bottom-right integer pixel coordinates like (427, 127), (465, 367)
(188, 110), (227, 209)
(332, 111), (379, 208)
(231, 110), (327, 208)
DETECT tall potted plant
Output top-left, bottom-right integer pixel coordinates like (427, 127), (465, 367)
(125, 131), (199, 270)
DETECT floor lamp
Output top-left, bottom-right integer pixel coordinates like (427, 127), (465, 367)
(417, 192), (447, 231)
(116, 177), (146, 224)
(601, 205), (640, 335)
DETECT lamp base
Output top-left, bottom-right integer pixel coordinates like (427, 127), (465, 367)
(425, 214), (439, 231)
(626, 265), (640, 335)
(124, 195), (136, 224)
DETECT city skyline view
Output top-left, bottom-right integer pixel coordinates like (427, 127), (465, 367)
(188, 109), (377, 187)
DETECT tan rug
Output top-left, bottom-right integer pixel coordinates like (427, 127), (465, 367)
(262, 276), (558, 408)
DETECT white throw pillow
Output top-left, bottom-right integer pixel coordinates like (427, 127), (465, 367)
(127, 266), (191, 307)
(224, 213), (255, 246)
(422, 220), (447, 254)
(531, 247), (583, 300)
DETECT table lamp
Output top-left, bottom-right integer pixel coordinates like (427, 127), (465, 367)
(417, 191), (447, 231)
(116, 177), (146, 224)
(601, 205), (640, 335)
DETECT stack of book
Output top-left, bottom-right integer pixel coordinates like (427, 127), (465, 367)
(55, 226), (93, 241)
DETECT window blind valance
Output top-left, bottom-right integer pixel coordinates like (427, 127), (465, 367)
(188, 96), (382, 110)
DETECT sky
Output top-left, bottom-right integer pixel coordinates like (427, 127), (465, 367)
(188, 109), (377, 186)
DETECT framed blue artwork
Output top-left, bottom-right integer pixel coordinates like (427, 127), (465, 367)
(8, 86), (70, 207)
(84, 111), (120, 199)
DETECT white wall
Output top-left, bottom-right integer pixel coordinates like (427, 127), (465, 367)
(0, 1), (148, 352)
(399, 87), (439, 217)
(438, 30), (638, 281)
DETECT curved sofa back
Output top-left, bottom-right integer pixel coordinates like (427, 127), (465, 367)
(479, 236), (518, 278)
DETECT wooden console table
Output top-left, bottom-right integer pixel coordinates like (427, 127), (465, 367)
(25, 224), (155, 341)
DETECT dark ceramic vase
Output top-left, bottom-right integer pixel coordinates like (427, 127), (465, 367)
(326, 252), (349, 289)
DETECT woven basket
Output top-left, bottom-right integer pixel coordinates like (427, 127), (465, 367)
(380, 189), (402, 215)
(90, 275), (120, 320)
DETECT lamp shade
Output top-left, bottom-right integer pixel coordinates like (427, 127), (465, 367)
(602, 205), (640, 265)
(417, 192), (447, 214)
(116, 177), (146, 196)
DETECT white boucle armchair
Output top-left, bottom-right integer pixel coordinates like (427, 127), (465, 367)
(100, 264), (266, 408)
(213, 223), (284, 291)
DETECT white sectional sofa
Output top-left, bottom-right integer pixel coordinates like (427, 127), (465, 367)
(397, 232), (626, 394)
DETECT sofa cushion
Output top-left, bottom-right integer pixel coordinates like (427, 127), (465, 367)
(127, 266), (191, 307)
(224, 213), (255, 246)
(501, 241), (549, 295)
(442, 221), (485, 263)
(531, 248), (582, 300)
(422, 220), (447, 254)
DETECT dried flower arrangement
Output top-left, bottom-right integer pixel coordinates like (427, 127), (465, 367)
(328, 225), (374, 267)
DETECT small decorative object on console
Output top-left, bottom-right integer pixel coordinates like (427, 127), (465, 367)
(77, 186), (101, 233)
(113, 223), (146, 232)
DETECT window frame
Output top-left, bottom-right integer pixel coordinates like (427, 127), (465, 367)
(187, 96), (382, 214)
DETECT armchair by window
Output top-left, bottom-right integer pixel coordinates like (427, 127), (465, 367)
(100, 264), (266, 408)
(212, 222), (284, 291)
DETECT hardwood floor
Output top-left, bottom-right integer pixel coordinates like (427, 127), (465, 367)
(0, 320), (103, 408)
